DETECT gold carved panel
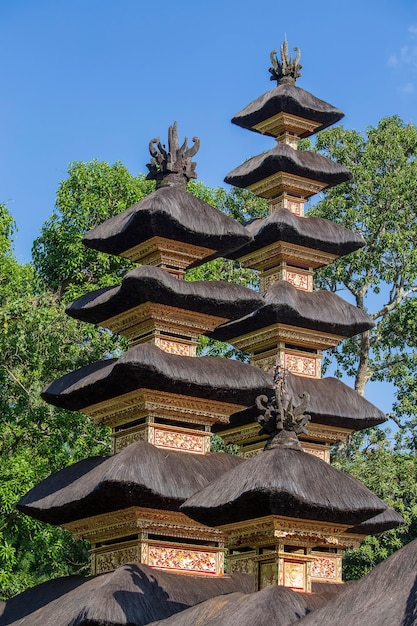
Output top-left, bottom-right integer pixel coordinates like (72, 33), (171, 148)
(252, 112), (320, 140)
(146, 543), (220, 575)
(238, 240), (337, 272)
(283, 559), (306, 590)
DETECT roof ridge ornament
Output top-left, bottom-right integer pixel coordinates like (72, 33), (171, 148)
(255, 365), (310, 450)
(269, 38), (302, 85)
(146, 121), (200, 188)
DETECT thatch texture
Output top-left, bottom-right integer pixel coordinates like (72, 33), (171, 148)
(232, 83), (344, 137)
(296, 538), (417, 626)
(0, 563), (252, 626)
(17, 441), (244, 524)
(227, 208), (365, 260)
(210, 280), (373, 341)
(66, 265), (263, 324)
(41, 343), (274, 411)
(148, 584), (328, 626)
(346, 507), (404, 534)
(82, 186), (251, 261)
(214, 373), (386, 432)
(181, 444), (388, 527)
(224, 144), (352, 189)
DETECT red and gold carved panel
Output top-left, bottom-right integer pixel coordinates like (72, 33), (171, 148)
(311, 556), (337, 580)
(284, 269), (312, 291)
(153, 427), (207, 454)
(147, 544), (218, 575)
(284, 352), (321, 378)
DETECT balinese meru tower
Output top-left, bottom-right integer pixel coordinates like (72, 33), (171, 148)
(14, 39), (403, 618)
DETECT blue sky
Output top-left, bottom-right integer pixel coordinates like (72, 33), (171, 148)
(0, 1), (416, 415)
(1, 0), (417, 263)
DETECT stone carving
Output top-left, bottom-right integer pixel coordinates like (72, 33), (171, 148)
(255, 367), (311, 447)
(269, 38), (302, 85)
(147, 122), (200, 187)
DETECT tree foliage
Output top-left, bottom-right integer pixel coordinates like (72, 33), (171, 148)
(309, 116), (417, 427)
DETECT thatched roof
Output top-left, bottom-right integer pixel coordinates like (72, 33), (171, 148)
(214, 373), (386, 433)
(148, 584), (328, 626)
(82, 186), (251, 262)
(181, 440), (388, 527)
(210, 280), (373, 341)
(227, 208), (365, 260)
(296, 538), (417, 626)
(0, 562), (252, 626)
(346, 507), (404, 535)
(41, 343), (274, 412)
(224, 144), (352, 190)
(232, 83), (344, 137)
(17, 441), (244, 525)
(66, 266), (263, 325)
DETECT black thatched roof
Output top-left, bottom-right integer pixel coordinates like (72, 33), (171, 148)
(210, 280), (373, 342)
(148, 584), (328, 626)
(0, 562), (252, 626)
(17, 441), (244, 525)
(214, 373), (386, 433)
(232, 83), (344, 137)
(82, 186), (251, 262)
(226, 208), (365, 260)
(346, 507), (404, 535)
(41, 343), (274, 412)
(66, 266), (263, 325)
(224, 144), (352, 191)
(181, 442), (388, 527)
(296, 538), (417, 626)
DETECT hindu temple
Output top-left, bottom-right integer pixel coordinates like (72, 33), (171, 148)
(1, 40), (410, 626)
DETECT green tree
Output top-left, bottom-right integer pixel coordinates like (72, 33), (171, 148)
(0, 204), (121, 599)
(332, 428), (417, 580)
(309, 116), (417, 427)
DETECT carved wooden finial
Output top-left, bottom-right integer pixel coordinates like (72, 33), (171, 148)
(146, 122), (200, 188)
(255, 366), (310, 450)
(269, 37), (302, 85)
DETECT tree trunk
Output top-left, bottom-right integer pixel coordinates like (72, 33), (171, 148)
(355, 329), (370, 396)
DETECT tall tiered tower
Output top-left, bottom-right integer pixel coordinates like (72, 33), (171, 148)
(9, 41), (404, 624)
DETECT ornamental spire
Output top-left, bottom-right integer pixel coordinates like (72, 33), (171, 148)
(269, 37), (302, 85)
(255, 366), (311, 450)
(146, 121), (200, 188)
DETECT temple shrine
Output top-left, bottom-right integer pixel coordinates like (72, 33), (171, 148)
(1, 40), (409, 626)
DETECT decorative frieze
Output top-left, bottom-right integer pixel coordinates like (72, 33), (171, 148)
(259, 264), (313, 293)
(64, 506), (224, 545)
(120, 236), (216, 276)
(247, 172), (327, 201)
(252, 112), (320, 141)
(228, 323), (342, 354)
(311, 555), (339, 580)
(238, 240), (337, 272)
(267, 192), (305, 217)
(97, 302), (228, 351)
(84, 388), (243, 430)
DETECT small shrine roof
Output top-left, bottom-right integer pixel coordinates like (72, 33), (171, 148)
(295, 537), (417, 626)
(150, 584), (328, 626)
(227, 208), (365, 260)
(224, 144), (352, 191)
(210, 280), (374, 341)
(17, 441), (244, 525)
(82, 185), (251, 263)
(346, 507), (404, 535)
(181, 441), (388, 527)
(0, 563), (251, 626)
(232, 83), (344, 138)
(66, 265), (263, 325)
(41, 344), (274, 411)
(214, 374), (387, 432)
